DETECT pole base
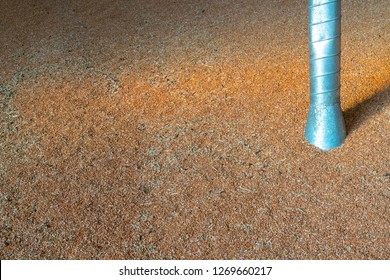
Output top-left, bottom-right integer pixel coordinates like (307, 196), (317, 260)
(305, 104), (346, 150)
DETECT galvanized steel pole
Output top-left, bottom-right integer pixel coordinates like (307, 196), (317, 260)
(305, 0), (346, 150)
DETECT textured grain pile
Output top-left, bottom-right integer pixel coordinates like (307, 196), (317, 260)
(1, 0), (389, 259)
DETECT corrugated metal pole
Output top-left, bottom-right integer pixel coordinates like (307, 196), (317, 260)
(305, 0), (346, 150)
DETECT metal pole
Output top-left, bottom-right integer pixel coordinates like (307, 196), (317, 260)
(305, 0), (346, 150)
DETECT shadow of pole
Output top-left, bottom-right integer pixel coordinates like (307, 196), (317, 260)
(344, 84), (390, 134)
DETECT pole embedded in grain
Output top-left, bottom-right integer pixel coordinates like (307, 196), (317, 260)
(305, 0), (346, 150)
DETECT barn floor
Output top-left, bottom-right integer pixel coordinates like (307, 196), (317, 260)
(1, 0), (389, 259)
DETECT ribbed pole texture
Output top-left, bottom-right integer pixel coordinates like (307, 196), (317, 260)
(305, 0), (346, 150)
